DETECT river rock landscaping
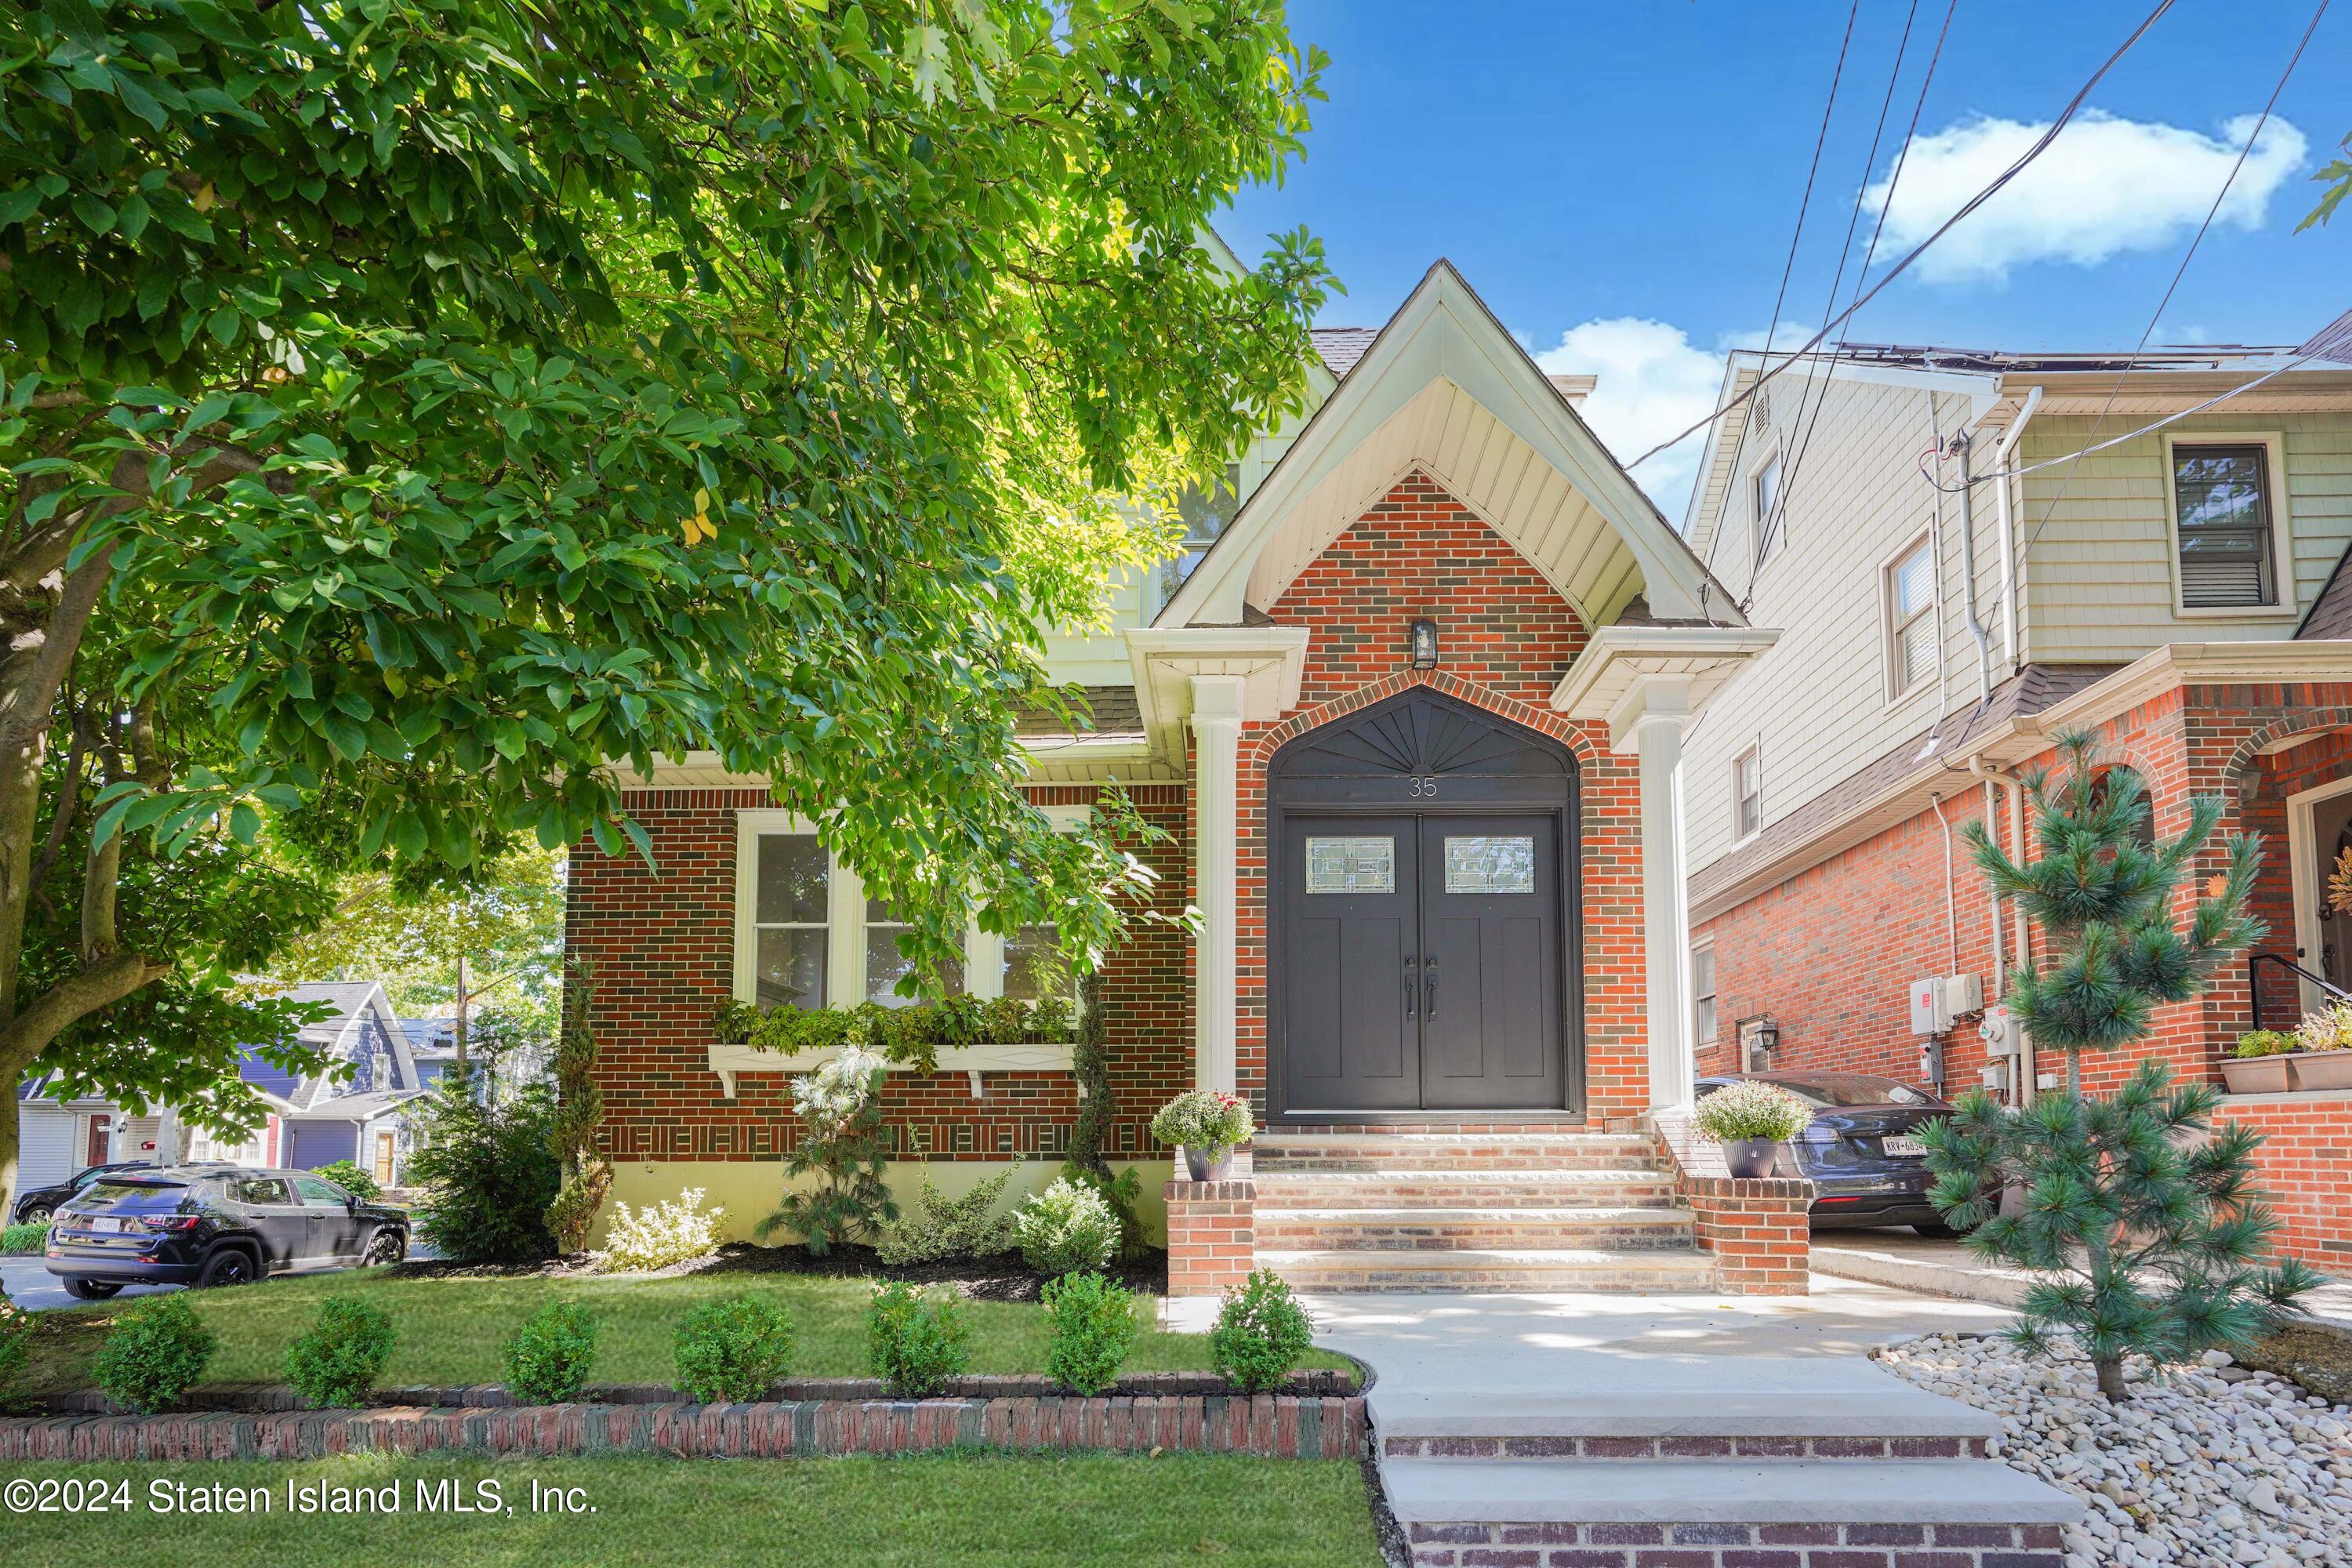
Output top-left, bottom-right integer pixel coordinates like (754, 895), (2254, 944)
(1876, 1332), (2352, 1568)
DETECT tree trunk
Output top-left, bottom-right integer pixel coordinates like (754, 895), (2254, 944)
(2094, 1355), (2130, 1401)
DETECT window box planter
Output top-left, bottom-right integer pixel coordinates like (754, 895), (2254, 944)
(2220, 1054), (2293, 1094)
(2288, 1050), (2352, 1091)
(708, 1040), (1076, 1099)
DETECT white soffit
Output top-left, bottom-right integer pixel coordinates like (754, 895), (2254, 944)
(1160, 261), (1741, 630)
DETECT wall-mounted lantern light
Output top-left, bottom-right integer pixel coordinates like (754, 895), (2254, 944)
(1409, 619), (1440, 670)
(1737, 1014), (1780, 1071)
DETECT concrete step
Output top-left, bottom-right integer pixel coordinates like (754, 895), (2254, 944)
(1381, 1456), (2083, 1527)
(1259, 1246), (1717, 1293)
(1372, 1388), (1999, 1460)
(1254, 1132), (1661, 1173)
(1254, 1206), (1700, 1252)
(1250, 1168), (1680, 1209)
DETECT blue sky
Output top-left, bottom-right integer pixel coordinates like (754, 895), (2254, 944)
(1221, 1), (2350, 514)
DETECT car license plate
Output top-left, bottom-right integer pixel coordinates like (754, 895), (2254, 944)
(89, 1215), (129, 1233)
(1881, 1135), (1929, 1158)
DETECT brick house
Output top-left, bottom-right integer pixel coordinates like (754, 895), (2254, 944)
(1679, 336), (2352, 1273)
(570, 260), (1784, 1290)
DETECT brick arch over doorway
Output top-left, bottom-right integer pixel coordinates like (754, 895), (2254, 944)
(1223, 470), (1652, 1127)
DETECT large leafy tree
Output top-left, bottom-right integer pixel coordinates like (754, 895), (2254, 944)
(0, 0), (1334, 1219)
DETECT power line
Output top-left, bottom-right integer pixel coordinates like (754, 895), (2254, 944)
(1628, 0), (2181, 474)
(2008, 0), (2329, 564)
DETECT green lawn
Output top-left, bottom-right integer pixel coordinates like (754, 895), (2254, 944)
(22, 1266), (1351, 1397)
(0, 1453), (1384, 1566)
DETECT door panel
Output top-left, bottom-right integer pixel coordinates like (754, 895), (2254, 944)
(1419, 818), (1561, 1110)
(1281, 817), (1421, 1111)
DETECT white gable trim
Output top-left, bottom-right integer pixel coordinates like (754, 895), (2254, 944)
(1156, 260), (1743, 630)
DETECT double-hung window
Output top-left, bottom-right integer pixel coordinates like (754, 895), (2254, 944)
(1885, 535), (1936, 700)
(1751, 452), (1784, 568)
(1691, 942), (1718, 1052)
(2169, 439), (2285, 612)
(1151, 465), (1242, 615)
(1733, 746), (1762, 841)
(735, 808), (1085, 1013)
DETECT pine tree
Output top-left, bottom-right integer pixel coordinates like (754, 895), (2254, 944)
(1925, 729), (2318, 1400)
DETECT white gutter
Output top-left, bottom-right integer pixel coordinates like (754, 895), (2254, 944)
(1990, 386), (2043, 672)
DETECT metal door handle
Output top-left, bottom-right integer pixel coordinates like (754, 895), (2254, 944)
(1403, 957), (1417, 1018)
(1425, 960), (1438, 1019)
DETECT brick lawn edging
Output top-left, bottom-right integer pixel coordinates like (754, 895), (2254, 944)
(31, 1369), (1359, 1417)
(1166, 1175), (1256, 1296)
(1650, 1113), (1813, 1296)
(0, 1391), (1367, 1464)
(1406, 1519), (2063, 1568)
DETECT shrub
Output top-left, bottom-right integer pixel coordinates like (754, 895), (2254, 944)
(673, 1294), (796, 1403)
(601, 1187), (725, 1272)
(1011, 1178), (1118, 1277)
(866, 1281), (971, 1396)
(1210, 1270), (1313, 1394)
(93, 1295), (217, 1414)
(546, 969), (614, 1253)
(1056, 1160), (1147, 1261)
(1149, 1089), (1253, 1152)
(757, 1044), (896, 1254)
(0, 1303), (30, 1405)
(876, 1172), (1014, 1266)
(2294, 1004), (2352, 1053)
(1692, 1080), (1812, 1144)
(1043, 1272), (1139, 1396)
(2235, 1029), (2301, 1058)
(407, 1079), (562, 1264)
(503, 1301), (598, 1404)
(313, 1160), (382, 1202)
(2, 1221), (47, 1256)
(284, 1296), (397, 1409)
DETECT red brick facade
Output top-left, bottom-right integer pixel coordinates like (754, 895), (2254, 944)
(1694, 675), (2352, 1272)
(1237, 470), (1651, 1124)
(1163, 1178), (1258, 1296)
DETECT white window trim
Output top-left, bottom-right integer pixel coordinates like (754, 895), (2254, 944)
(732, 805), (1091, 1010)
(1748, 441), (1786, 574)
(1881, 528), (1937, 706)
(1730, 743), (1763, 847)
(2162, 430), (2296, 619)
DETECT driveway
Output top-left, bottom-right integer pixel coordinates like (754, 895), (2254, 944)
(2, 1256), (180, 1312)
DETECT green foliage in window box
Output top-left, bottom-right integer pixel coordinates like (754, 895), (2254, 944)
(1027, 994), (1074, 1044)
(2293, 1004), (2352, 1053)
(503, 1301), (598, 1405)
(94, 1295), (217, 1414)
(1210, 1271), (1313, 1395)
(713, 992), (1087, 1081)
(673, 1293), (796, 1403)
(877, 1171), (1015, 1266)
(866, 1281), (971, 1396)
(2234, 1029), (2300, 1058)
(285, 1295), (397, 1409)
(313, 1159), (381, 1202)
(1043, 1271), (1139, 1396)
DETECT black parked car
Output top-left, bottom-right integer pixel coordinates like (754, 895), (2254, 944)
(11, 1160), (158, 1225)
(1695, 1071), (1969, 1235)
(43, 1166), (408, 1301)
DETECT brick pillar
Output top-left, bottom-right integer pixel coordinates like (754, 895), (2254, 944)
(1165, 1178), (1255, 1296)
(1684, 1174), (1813, 1295)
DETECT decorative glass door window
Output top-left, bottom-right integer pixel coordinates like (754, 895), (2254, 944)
(752, 833), (829, 1010)
(1443, 835), (1535, 893)
(1305, 836), (1395, 894)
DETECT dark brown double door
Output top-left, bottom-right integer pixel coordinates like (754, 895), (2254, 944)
(1279, 813), (1564, 1113)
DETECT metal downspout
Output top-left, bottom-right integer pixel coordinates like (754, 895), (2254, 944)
(1953, 432), (1993, 703)
(1991, 386), (2042, 672)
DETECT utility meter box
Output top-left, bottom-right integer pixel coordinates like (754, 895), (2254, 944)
(1910, 977), (1948, 1035)
(1944, 972), (1984, 1018)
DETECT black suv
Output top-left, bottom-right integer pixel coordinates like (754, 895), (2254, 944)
(43, 1166), (408, 1301)
(11, 1160), (159, 1224)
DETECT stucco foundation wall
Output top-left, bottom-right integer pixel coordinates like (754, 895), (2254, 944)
(1236, 470), (1651, 1124)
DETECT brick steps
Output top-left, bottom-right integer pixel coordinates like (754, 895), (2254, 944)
(1254, 1131), (1657, 1173)
(1250, 1169), (1679, 1210)
(1258, 1245), (1717, 1292)
(1254, 1206), (1700, 1252)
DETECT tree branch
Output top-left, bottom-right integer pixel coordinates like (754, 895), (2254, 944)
(0, 950), (167, 1076)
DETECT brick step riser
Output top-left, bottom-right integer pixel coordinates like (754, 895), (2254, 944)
(1266, 1263), (1713, 1292)
(1257, 1220), (1698, 1252)
(1250, 1187), (1682, 1210)
(1381, 1435), (1993, 1462)
(1255, 1153), (1664, 1174)
(1405, 1519), (2062, 1568)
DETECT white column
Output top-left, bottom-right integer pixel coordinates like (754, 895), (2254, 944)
(1614, 677), (1696, 1114)
(1189, 674), (1246, 1095)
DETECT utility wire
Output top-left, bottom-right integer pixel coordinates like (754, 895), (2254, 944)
(1628, 0), (2181, 474)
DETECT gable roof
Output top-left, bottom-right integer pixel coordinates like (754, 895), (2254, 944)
(1156, 260), (1744, 631)
(1310, 326), (1380, 379)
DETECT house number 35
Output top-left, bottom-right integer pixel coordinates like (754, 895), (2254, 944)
(1409, 775), (1439, 797)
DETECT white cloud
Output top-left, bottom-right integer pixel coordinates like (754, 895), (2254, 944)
(1865, 111), (2308, 285)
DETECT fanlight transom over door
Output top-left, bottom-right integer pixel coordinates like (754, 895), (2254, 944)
(1269, 690), (1581, 1116)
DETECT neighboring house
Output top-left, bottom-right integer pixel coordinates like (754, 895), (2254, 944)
(570, 257), (1775, 1287)
(194, 981), (432, 1189)
(13, 1080), (170, 1192)
(1679, 332), (2352, 1272)
(403, 1014), (554, 1102)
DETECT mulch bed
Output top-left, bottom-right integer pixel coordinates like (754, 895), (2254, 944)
(389, 1241), (1171, 1300)
(2237, 1319), (2352, 1404)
